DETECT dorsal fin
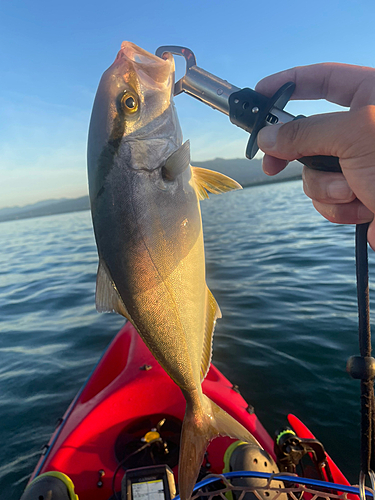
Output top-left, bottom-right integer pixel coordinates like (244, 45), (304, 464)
(96, 259), (132, 320)
(162, 140), (191, 180)
(192, 167), (242, 200)
(200, 287), (222, 381)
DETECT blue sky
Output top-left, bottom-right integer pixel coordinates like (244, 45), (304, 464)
(1, 0), (375, 208)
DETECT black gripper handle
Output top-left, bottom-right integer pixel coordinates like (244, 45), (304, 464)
(298, 154), (342, 173)
(293, 115), (342, 173)
(229, 85), (343, 174)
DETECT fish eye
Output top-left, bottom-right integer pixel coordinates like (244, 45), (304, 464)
(120, 91), (139, 114)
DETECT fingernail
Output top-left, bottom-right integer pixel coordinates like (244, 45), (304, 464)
(328, 180), (353, 200)
(258, 124), (282, 150)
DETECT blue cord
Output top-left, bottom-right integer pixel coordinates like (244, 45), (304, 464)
(172, 471), (373, 500)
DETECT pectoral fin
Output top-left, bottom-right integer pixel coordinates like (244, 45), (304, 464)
(192, 167), (242, 200)
(162, 140), (190, 180)
(95, 260), (131, 320)
(200, 288), (221, 381)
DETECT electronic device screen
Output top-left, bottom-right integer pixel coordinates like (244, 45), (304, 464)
(122, 465), (176, 500)
(132, 479), (165, 500)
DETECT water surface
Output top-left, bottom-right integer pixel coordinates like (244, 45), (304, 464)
(1, 180), (373, 498)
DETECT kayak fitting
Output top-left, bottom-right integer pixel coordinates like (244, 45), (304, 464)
(223, 441), (286, 500)
(20, 471), (78, 500)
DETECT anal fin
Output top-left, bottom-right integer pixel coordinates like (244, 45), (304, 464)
(200, 287), (221, 381)
(96, 260), (131, 320)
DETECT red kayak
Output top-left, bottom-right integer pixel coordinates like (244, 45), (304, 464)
(20, 322), (355, 500)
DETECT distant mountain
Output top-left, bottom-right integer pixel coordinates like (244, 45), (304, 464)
(0, 196), (90, 223)
(0, 198), (69, 217)
(194, 157), (302, 187)
(0, 158), (302, 223)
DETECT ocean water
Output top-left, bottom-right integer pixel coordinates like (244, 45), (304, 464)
(1, 180), (374, 499)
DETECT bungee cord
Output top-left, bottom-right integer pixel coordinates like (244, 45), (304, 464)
(347, 222), (375, 498)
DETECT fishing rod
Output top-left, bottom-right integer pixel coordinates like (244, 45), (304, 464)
(155, 46), (375, 497)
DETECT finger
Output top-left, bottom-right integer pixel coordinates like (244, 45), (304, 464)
(302, 167), (355, 204)
(368, 221), (375, 251)
(258, 109), (361, 159)
(262, 154), (288, 176)
(312, 199), (374, 225)
(255, 63), (375, 108)
(257, 106), (375, 213)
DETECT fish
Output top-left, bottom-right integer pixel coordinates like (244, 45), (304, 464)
(87, 41), (261, 500)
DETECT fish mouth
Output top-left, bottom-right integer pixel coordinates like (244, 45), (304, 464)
(112, 41), (175, 88)
(116, 41), (172, 66)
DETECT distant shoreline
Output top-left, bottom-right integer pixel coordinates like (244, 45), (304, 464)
(0, 176), (302, 224)
(0, 196), (90, 224)
(0, 158), (302, 224)
(0, 204), (90, 223)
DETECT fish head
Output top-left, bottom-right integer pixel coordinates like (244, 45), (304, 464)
(88, 41), (183, 200)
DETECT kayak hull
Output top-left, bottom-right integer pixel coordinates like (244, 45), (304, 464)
(30, 322), (273, 499)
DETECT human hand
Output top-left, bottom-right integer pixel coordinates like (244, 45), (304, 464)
(255, 64), (375, 248)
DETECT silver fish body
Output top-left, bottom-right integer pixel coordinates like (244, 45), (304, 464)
(88, 42), (260, 500)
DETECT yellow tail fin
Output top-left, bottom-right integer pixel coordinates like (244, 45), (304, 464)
(178, 394), (261, 500)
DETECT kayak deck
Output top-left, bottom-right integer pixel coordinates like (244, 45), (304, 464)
(30, 322), (273, 500)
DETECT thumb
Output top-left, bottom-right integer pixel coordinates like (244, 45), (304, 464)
(258, 106), (375, 213)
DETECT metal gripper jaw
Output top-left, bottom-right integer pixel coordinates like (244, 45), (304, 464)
(155, 45), (341, 173)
